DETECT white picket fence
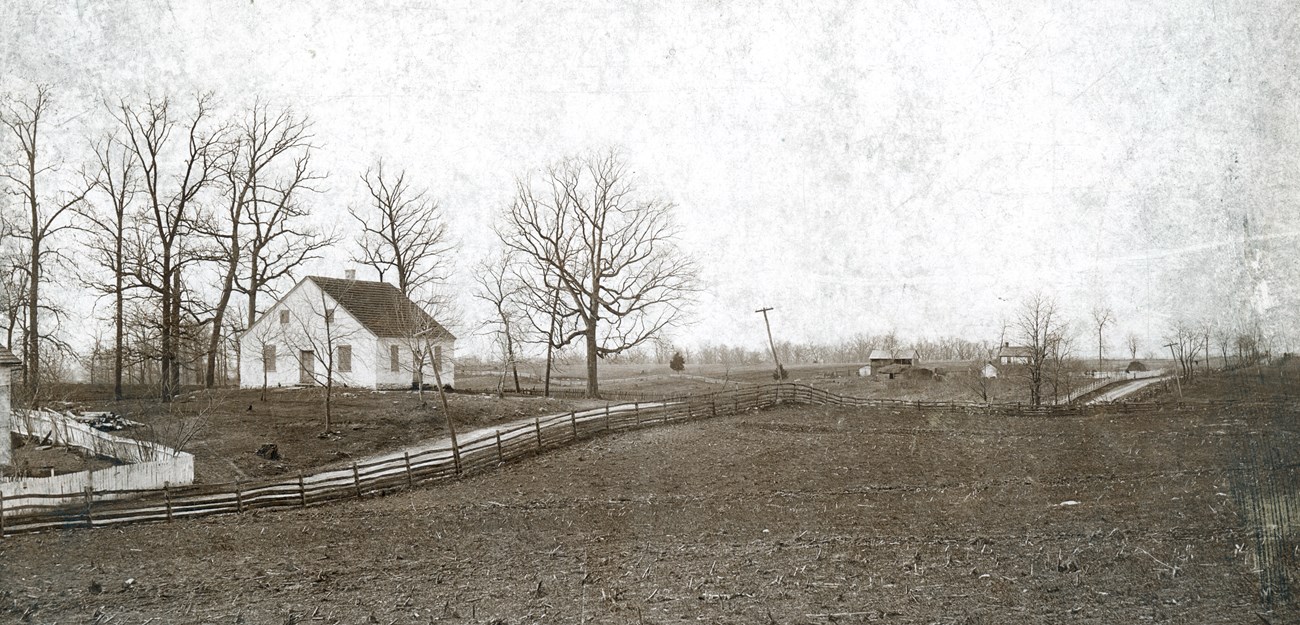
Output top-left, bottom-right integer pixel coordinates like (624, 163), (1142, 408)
(1, 410), (194, 515)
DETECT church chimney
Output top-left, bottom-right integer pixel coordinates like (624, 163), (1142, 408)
(345, 269), (356, 280)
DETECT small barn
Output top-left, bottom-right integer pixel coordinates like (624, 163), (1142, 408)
(868, 349), (919, 368)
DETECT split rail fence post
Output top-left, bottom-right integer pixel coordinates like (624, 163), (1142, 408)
(535, 418), (543, 452)
(235, 480), (244, 513)
(0, 490), (6, 537)
(451, 437), (462, 476)
(495, 431), (503, 464)
(164, 482), (173, 522)
(570, 411), (578, 440)
(298, 474), (308, 507)
(604, 404), (611, 431)
(634, 402), (641, 426)
(84, 486), (94, 528)
(711, 396), (716, 418)
(404, 452), (415, 488)
(352, 463), (362, 498)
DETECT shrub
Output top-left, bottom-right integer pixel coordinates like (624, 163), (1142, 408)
(670, 351), (686, 372)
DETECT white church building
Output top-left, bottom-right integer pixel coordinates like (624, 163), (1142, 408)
(239, 275), (455, 390)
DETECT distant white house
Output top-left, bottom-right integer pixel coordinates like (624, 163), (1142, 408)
(980, 362), (999, 378)
(239, 276), (456, 390)
(996, 342), (1032, 365)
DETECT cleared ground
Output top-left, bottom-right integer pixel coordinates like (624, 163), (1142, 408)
(43, 385), (601, 483)
(1, 385), (1294, 623)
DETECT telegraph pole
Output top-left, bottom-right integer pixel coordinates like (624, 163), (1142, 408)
(1163, 342), (1183, 399)
(756, 307), (784, 379)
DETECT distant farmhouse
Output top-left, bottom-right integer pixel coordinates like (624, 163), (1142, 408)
(996, 342), (1032, 365)
(980, 362), (999, 378)
(239, 275), (456, 390)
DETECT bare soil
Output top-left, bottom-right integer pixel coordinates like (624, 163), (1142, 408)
(1, 376), (1294, 624)
(1, 436), (120, 479)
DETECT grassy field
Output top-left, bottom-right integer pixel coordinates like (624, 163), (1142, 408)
(13, 353), (1223, 485)
(1, 365), (1295, 623)
(19, 356), (1194, 483)
(460, 359), (1178, 404)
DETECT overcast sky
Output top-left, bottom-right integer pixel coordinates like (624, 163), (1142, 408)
(3, 0), (1298, 358)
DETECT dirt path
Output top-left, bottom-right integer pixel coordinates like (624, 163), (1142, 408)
(302, 401), (676, 488)
(1086, 376), (1171, 404)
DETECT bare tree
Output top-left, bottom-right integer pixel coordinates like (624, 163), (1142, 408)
(1214, 327), (1234, 370)
(286, 290), (359, 432)
(1089, 306), (1114, 372)
(1199, 321), (1214, 375)
(389, 290), (458, 404)
(1164, 321), (1200, 381)
(499, 150), (699, 398)
(113, 94), (228, 399)
(474, 254), (523, 394)
(1235, 329), (1264, 366)
(388, 290), (460, 457)
(966, 364), (995, 402)
(203, 102), (315, 388)
(239, 151), (331, 329)
(0, 232), (27, 352)
(1125, 332), (1140, 361)
(1046, 328), (1077, 404)
(82, 132), (139, 400)
(350, 160), (451, 297)
(1012, 292), (1066, 406)
(507, 186), (578, 397)
(1, 85), (94, 398)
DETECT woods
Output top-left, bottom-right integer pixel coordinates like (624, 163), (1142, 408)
(0, 87), (705, 403)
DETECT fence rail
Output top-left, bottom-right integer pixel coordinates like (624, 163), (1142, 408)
(0, 383), (1228, 537)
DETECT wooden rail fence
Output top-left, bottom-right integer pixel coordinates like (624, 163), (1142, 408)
(0, 383), (1226, 537)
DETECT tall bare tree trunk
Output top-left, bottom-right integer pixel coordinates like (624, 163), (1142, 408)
(247, 254), (260, 329)
(205, 230), (238, 387)
(544, 289), (557, 397)
(114, 240), (123, 400)
(26, 232), (39, 398)
(505, 326), (520, 392)
(159, 251), (174, 399)
(165, 268), (183, 397)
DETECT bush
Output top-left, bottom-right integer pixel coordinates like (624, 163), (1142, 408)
(670, 351), (686, 372)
